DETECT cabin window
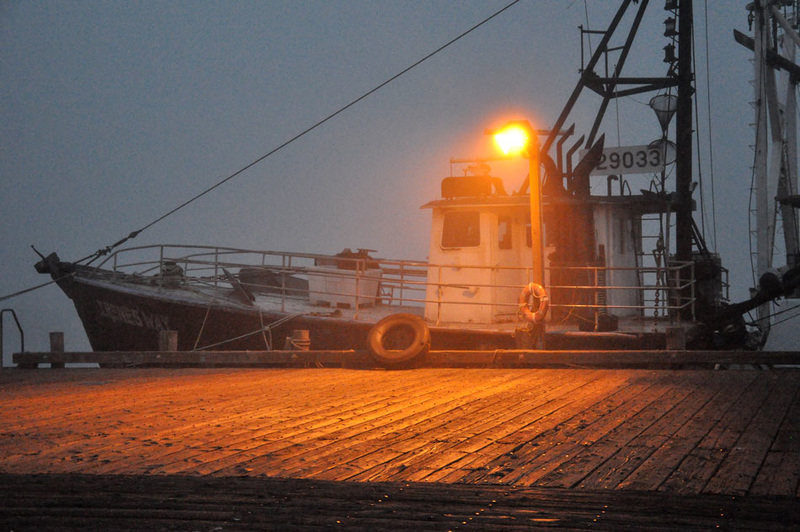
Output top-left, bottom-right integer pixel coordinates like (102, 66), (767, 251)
(442, 211), (480, 248)
(498, 216), (512, 250)
(525, 222), (548, 248)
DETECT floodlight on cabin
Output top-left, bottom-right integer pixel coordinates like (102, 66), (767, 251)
(493, 124), (530, 155)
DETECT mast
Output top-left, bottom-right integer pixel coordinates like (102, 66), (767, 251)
(753, 1), (772, 329)
(745, 0), (800, 329)
(674, 0), (694, 262)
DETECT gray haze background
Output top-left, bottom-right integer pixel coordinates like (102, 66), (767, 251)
(1, 1), (761, 360)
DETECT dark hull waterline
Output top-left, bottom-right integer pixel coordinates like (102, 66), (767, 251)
(58, 271), (664, 354)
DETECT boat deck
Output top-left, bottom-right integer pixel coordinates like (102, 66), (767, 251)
(1, 366), (799, 529)
(94, 271), (690, 337)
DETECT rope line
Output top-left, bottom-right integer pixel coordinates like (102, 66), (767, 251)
(193, 295), (218, 351)
(764, 301), (800, 327)
(194, 312), (302, 351)
(259, 309), (272, 351)
(0, 274), (73, 303)
(82, 0), (523, 265)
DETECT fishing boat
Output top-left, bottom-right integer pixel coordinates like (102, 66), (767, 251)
(35, 1), (800, 366)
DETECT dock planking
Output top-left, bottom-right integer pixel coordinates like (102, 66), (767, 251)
(2, 367), (800, 529)
(3, 473), (798, 531)
(2, 367), (799, 496)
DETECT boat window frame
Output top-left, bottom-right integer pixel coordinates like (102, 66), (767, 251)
(498, 215), (513, 250)
(441, 210), (481, 248)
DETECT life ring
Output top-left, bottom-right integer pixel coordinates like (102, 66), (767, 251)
(518, 283), (549, 323)
(367, 313), (430, 367)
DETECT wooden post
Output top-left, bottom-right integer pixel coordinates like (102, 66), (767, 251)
(158, 330), (178, 352)
(50, 332), (65, 369)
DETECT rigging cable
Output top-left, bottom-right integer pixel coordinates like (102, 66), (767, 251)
(691, 6), (706, 248)
(767, 301), (800, 327)
(0, 275), (73, 303)
(702, 0), (718, 251)
(78, 0), (524, 266)
(691, 0), (712, 252)
(194, 313), (302, 351)
(582, 0), (594, 57)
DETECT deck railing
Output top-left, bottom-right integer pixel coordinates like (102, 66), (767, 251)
(92, 245), (718, 325)
(1, 308), (25, 369)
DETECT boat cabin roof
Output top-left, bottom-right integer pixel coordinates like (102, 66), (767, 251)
(421, 191), (686, 215)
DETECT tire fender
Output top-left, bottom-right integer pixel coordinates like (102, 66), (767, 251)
(367, 313), (430, 367)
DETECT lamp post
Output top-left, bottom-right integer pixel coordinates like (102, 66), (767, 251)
(493, 121), (544, 287)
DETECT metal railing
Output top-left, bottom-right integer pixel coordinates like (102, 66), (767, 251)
(89, 245), (703, 326)
(1, 308), (25, 369)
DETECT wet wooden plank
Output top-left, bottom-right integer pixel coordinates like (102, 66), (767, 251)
(619, 372), (761, 493)
(2, 473), (799, 531)
(332, 373), (587, 479)
(705, 372), (799, 495)
(608, 372), (728, 491)
(1, 368), (799, 500)
(751, 384), (800, 496)
(204, 370), (546, 478)
(526, 371), (689, 489)
(71, 369), (480, 476)
(321, 371), (600, 483)
(96, 369), (473, 475)
(661, 371), (771, 494)
(457, 372), (706, 487)
(751, 451), (800, 497)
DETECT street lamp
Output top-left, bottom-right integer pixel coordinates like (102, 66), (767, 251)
(492, 121), (545, 287)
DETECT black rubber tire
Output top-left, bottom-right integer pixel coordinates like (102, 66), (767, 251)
(367, 313), (430, 367)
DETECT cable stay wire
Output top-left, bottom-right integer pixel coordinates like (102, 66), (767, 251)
(743, 298), (800, 329)
(2, 0), (525, 304)
(771, 305), (800, 327)
(0, 274), (74, 304)
(702, 0), (718, 251)
(692, 0), (717, 253)
(763, 298), (800, 327)
(78, 0), (523, 266)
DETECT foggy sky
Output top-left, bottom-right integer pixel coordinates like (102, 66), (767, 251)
(1, 1), (759, 358)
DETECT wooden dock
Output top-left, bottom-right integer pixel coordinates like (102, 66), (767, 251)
(12, 348), (800, 369)
(2, 366), (799, 529)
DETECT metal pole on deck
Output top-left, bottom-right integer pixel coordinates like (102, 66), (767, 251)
(1, 309), (25, 369)
(528, 130), (546, 347)
(493, 121), (547, 347)
(529, 134), (544, 288)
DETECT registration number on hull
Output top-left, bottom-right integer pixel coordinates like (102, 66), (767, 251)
(580, 144), (666, 176)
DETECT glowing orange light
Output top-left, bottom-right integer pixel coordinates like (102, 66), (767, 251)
(493, 125), (530, 155)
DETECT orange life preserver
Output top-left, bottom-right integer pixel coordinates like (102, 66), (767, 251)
(518, 282), (549, 323)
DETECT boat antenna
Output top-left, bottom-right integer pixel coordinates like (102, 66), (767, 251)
(77, 0), (524, 266)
